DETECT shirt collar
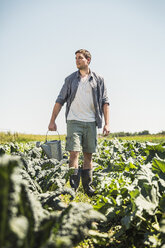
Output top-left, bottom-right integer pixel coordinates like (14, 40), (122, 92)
(76, 69), (93, 80)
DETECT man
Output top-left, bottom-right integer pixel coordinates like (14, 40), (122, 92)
(48, 49), (110, 196)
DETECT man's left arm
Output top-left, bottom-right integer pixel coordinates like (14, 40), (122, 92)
(103, 103), (110, 136)
(101, 77), (110, 136)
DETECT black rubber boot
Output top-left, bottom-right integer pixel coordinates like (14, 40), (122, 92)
(69, 168), (81, 192)
(81, 169), (95, 197)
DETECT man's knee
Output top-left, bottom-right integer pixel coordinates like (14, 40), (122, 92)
(83, 152), (93, 169)
(84, 152), (92, 161)
(70, 151), (79, 159)
(69, 151), (79, 168)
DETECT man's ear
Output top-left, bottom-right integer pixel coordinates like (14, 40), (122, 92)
(87, 58), (91, 64)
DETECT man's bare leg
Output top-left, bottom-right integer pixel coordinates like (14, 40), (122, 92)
(69, 151), (79, 168)
(82, 152), (93, 169)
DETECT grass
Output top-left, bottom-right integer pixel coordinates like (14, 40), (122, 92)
(1, 132), (165, 144)
(0, 131), (66, 144)
(100, 134), (165, 143)
(119, 135), (165, 143)
(60, 180), (92, 206)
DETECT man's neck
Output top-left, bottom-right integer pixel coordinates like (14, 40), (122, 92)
(79, 68), (90, 78)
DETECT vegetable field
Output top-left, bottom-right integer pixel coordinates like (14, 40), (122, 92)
(0, 139), (165, 248)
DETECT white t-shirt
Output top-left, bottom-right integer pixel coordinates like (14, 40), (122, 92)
(67, 75), (95, 122)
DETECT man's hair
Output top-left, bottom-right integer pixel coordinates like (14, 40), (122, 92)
(75, 49), (91, 61)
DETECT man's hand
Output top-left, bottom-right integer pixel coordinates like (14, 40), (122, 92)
(48, 122), (57, 131)
(103, 124), (110, 136)
(103, 103), (110, 136)
(48, 103), (62, 131)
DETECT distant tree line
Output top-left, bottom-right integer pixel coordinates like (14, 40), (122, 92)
(107, 130), (165, 138)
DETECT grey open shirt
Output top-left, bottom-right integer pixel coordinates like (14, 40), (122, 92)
(56, 70), (109, 128)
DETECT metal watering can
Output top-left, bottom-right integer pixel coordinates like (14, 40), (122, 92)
(39, 131), (62, 161)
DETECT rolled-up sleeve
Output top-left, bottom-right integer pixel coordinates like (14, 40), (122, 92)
(56, 79), (69, 106)
(102, 79), (109, 106)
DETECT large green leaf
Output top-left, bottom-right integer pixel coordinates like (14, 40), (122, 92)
(159, 194), (165, 212)
(152, 157), (165, 174)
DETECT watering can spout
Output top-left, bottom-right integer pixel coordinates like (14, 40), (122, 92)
(41, 144), (51, 158)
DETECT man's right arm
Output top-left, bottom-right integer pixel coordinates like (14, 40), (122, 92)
(48, 76), (70, 131)
(48, 102), (62, 131)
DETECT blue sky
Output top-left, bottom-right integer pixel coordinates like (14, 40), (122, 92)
(0, 0), (165, 135)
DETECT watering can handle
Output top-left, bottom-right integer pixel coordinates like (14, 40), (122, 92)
(45, 130), (61, 142)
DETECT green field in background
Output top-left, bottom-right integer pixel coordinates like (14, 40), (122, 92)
(0, 132), (66, 144)
(102, 134), (165, 143)
(0, 131), (165, 144)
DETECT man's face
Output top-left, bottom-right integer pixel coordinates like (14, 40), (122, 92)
(75, 53), (90, 70)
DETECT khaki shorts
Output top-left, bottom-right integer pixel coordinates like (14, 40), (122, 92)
(66, 120), (97, 153)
